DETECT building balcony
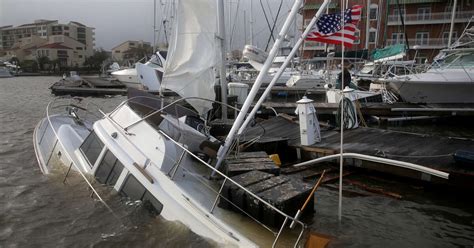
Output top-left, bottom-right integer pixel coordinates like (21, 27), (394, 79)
(387, 10), (474, 25)
(386, 37), (470, 49)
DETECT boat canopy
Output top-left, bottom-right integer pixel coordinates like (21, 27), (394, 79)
(371, 44), (407, 62)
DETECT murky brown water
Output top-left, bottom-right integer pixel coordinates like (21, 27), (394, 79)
(0, 76), (473, 247)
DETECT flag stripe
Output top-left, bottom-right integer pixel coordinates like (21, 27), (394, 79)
(305, 5), (362, 48)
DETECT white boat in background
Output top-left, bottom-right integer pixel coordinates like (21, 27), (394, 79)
(110, 51), (166, 89)
(242, 44), (326, 89)
(0, 67), (13, 78)
(110, 67), (139, 87)
(382, 25), (474, 104)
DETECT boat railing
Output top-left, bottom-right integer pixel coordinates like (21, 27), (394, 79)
(102, 96), (306, 246)
(41, 96), (306, 246)
(157, 129), (306, 248)
(40, 97), (117, 215)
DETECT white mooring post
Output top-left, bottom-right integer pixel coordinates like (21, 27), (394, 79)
(296, 96), (321, 146)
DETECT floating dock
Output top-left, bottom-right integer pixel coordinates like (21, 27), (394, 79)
(239, 116), (474, 188)
(261, 101), (474, 117)
(220, 152), (314, 227)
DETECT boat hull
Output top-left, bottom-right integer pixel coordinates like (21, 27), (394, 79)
(386, 67), (474, 103)
(111, 68), (141, 88)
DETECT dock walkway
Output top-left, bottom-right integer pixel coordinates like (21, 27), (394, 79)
(239, 116), (474, 187)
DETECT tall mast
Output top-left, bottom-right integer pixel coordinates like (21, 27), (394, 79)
(153, 0), (156, 53)
(448, 0), (458, 47)
(249, 0), (254, 45)
(218, 0), (228, 119)
(213, 0), (305, 175)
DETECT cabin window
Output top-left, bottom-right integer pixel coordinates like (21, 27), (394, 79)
(80, 131), (104, 168)
(95, 150), (124, 186)
(120, 175), (163, 215)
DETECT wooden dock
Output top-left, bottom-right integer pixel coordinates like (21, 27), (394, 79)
(220, 152), (315, 227)
(239, 116), (474, 188)
(49, 76), (177, 97)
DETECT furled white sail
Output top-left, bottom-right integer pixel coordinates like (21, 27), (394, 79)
(162, 0), (218, 115)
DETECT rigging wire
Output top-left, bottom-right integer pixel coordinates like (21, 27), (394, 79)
(259, 0), (276, 47)
(265, 0), (284, 51)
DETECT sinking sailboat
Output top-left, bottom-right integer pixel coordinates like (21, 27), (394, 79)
(33, 0), (314, 247)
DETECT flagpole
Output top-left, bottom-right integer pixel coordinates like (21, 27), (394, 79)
(237, 0), (332, 135)
(338, 0), (346, 224)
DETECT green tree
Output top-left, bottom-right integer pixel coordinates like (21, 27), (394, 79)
(19, 60), (38, 72)
(123, 44), (152, 62)
(36, 56), (51, 70)
(84, 48), (109, 70)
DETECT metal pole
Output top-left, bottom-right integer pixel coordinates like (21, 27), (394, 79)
(365, 0), (370, 49)
(250, 0), (254, 45)
(448, 0), (458, 47)
(237, 0), (332, 135)
(213, 0), (304, 175)
(153, 0), (156, 53)
(218, 0), (228, 120)
(338, 0), (347, 223)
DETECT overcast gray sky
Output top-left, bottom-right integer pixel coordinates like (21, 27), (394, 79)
(0, 0), (298, 51)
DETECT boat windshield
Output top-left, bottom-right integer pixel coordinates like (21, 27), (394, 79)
(436, 51), (474, 69)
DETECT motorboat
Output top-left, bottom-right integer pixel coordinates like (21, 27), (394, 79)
(0, 67), (13, 78)
(384, 47), (474, 103)
(382, 26), (474, 104)
(110, 51), (166, 89)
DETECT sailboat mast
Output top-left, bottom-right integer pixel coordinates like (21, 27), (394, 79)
(213, 0), (304, 175)
(153, 0), (156, 53)
(448, 0), (458, 47)
(237, 0), (332, 135)
(250, 0), (254, 45)
(218, 0), (228, 119)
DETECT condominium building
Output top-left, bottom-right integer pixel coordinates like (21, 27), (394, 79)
(0, 19), (95, 66)
(385, 0), (473, 62)
(111, 40), (151, 63)
(302, 0), (474, 61)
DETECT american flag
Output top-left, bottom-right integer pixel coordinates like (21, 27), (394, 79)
(306, 5), (363, 48)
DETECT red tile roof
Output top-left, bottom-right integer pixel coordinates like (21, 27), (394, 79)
(37, 43), (72, 50)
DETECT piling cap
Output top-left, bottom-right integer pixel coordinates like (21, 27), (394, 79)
(342, 86), (355, 93)
(296, 96), (314, 104)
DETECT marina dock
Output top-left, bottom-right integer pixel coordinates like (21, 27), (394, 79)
(239, 116), (474, 188)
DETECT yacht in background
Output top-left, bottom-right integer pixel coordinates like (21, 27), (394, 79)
(110, 51), (166, 88)
(383, 26), (474, 104)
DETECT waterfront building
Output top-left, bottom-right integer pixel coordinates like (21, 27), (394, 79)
(302, 0), (474, 61)
(111, 40), (151, 64)
(0, 19), (95, 66)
